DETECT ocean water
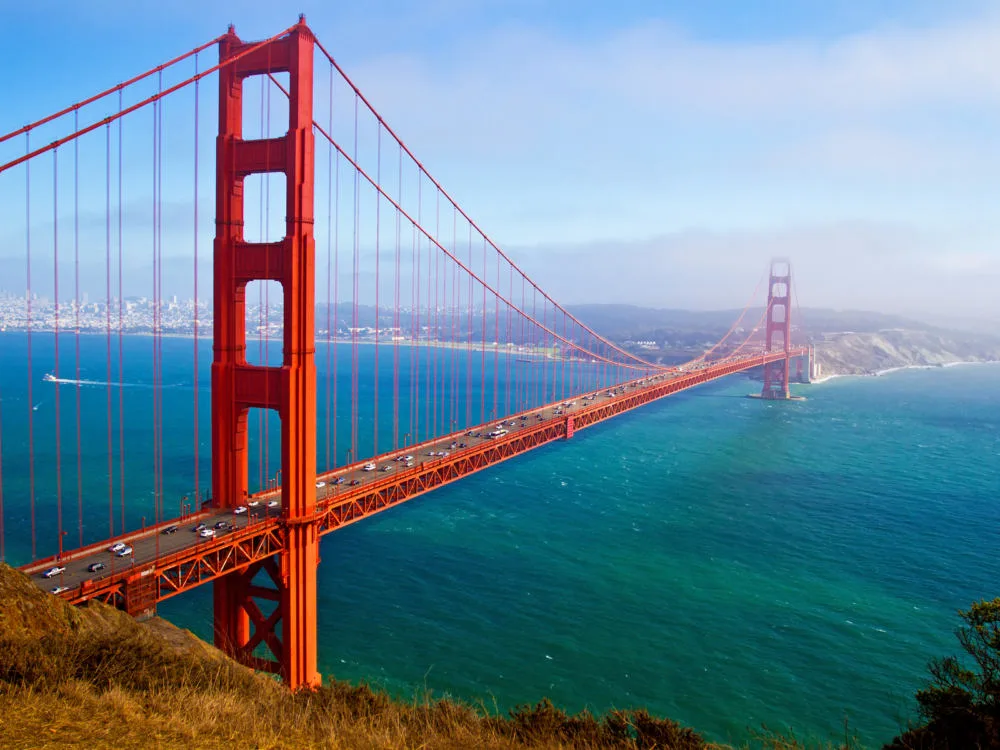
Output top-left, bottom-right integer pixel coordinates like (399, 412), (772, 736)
(1, 332), (998, 746)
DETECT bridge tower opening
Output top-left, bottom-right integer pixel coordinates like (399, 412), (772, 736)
(761, 258), (792, 400)
(211, 19), (320, 689)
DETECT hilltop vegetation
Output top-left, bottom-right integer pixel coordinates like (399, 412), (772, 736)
(2, 564), (998, 749)
(0, 564), (719, 749)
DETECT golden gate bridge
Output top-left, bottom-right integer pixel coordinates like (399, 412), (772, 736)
(0, 18), (808, 689)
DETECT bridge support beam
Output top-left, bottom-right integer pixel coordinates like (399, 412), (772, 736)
(211, 18), (320, 690)
(760, 259), (793, 400)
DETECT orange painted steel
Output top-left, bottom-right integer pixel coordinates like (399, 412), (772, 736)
(56, 349), (805, 615)
(210, 18), (320, 690)
(7, 18), (813, 694)
(762, 259), (793, 399)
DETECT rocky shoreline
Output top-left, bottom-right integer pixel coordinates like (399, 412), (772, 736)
(811, 329), (1000, 380)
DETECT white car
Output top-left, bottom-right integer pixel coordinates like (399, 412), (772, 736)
(199, 528), (216, 538)
(108, 542), (127, 554)
(248, 500), (261, 508)
(381, 465), (393, 472)
(362, 463), (376, 472)
(233, 506), (248, 515)
(42, 566), (66, 579)
(116, 546), (133, 557)
(315, 481), (326, 488)
(267, 500), (279, 508)
(50, 586), (70, 595)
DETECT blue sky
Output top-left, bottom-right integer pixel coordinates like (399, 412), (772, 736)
(0, 0), (997, 324)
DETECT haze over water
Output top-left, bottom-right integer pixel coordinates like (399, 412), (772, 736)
(1, 333), (997, 746)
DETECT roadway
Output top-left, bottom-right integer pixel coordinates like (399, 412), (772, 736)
(22, 349), (794, 601)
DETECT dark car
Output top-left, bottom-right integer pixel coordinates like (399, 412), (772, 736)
(214, 521), (229, 530)
(349, 479), (361, 486)
(193, 523), (207, 532)
(161, 525), (178, 535)
(87, 562), (105, 573)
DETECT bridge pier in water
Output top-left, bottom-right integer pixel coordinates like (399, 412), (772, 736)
(760, 258), (796, 400)
(210, 19), (321, 690)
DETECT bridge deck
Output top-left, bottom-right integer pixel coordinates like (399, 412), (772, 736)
(21, 349), (805, 612)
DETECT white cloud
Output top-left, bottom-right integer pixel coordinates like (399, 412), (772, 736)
(327, 9), (1000, 321)
(506, 222), (1000, 322)
(349, 10), (1000, 152)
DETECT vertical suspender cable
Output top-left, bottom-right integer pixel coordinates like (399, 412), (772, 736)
(409, 217), (417, 447)
(351, 94), (361, 460)
(434, 193), (441, 438)
(25, 134), (36, 560)
(325, 66), (334, 472)
(505, 264), (512, 416)
(532, 287), (538, 411)
(493, 251), (499, 420)
(450, 208), (457, 430)
(74, 111), (83, 548)
(373, 125), (381, 458)
(414, 179), (422, 442)
(193, 54), (201, 507)
(480, 238), (486, 423)
(424, 216), (432, 435)
(53, 148), (64, 558)
(152, 95), (161, 550)
(466, 224), (472, 427)
(392, 145), (401, 450)
(105, 125), (113, 539)
(541, 297), (548, 410)
(117, 90), (127, 534)
(333, 149), (340, 466)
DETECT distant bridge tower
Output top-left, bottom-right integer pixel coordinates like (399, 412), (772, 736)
(211, 19), (320, 689)
(761, 258), (792, 399)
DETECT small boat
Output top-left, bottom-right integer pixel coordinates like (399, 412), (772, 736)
(43, 373), (57, 382)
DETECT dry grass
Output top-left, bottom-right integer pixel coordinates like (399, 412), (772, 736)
(0, 565), (859, 749)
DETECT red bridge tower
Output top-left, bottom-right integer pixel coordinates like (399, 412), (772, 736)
(761, 259), (792, 400)
(211, 19), (320, 689)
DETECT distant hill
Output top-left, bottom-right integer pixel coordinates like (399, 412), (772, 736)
(566, 303), (1000, 376)
(565, 304), (942, 340)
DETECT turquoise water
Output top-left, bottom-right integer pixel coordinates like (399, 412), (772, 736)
(2, 332), (998, 746)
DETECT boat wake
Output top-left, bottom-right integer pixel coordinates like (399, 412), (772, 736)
(42, 373), (183, 388)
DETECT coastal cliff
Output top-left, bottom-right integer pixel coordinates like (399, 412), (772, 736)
(812, 329), (1000, 378)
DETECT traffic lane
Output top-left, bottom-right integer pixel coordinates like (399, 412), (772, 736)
(310, 375), (669, 504)
(35, 504), (279, 593)
(38, 371), (676, 593)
